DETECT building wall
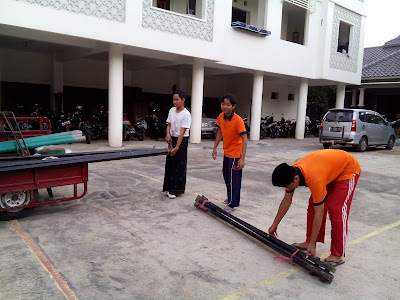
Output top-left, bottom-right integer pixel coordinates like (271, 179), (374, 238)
(0, 0), (367, 85)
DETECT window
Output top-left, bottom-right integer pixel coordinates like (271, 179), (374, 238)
(152, 0), (204, 18)
(359, 111), (366, 122)
(271, 92), (279, 100)
(157, 0), (170, 10)
(288, 93), (294, 101)
(232, 7), (248, 24)
(188, 0), (196, 15)
(281, 1), (307, 45)
(337, 21), (351, 54)
(365, 113), (375, 124)
(376, 115), (386, 125)
(325, 110), (353, 122)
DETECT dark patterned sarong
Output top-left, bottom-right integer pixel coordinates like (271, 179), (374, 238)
(163, 136), (189, 195)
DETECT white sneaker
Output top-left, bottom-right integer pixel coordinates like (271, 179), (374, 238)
(167, 192), (176, 199)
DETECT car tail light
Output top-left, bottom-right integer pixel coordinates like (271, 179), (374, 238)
(351, 119), (356, 131)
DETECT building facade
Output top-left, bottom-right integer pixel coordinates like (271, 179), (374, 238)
(0, 0), (368, 146)
(347, 35), (400, 121)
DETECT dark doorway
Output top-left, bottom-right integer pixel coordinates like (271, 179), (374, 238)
(232, 7), (247, 24)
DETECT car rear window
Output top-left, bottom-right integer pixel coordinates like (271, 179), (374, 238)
(325, 110), (353, 122)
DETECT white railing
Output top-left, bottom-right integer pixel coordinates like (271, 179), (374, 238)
(283, 0), (316, 12)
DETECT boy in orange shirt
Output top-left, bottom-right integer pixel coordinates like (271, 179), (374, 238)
(212, 94), (248, 213)
(269, 149), (360, 266)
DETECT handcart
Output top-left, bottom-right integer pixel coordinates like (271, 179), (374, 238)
(0, 149), (168, 220)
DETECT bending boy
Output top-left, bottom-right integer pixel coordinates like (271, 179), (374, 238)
(269, 149), (360, 266)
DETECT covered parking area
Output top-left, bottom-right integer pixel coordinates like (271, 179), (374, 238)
(0, 24), (347, 146)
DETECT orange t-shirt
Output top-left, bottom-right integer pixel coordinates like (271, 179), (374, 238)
(291, 149), (360, 205)
(216, 112), (246, 158)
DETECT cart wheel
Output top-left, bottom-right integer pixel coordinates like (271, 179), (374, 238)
(0, 191), (31, 221)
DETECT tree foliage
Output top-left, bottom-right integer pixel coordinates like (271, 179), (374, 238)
(307, 86), (336, 120)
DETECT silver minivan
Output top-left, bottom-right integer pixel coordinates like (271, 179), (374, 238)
(320, 109), (396, 152)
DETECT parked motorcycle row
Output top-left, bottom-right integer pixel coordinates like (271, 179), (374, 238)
(7, 104), (167, 144)
(242, 115), (321, 139)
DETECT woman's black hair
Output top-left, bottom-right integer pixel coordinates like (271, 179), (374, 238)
(219, 94), (237, 105)
(174, 89), (186, 100)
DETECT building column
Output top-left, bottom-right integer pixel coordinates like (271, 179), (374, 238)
(295, 78), (308, 140)
(358, 88), (365, 107)
(335, 83), (345, 108)
(108, 44), (124, 147)
(351, 89), (357, 107)
(190, 58), (205, 144)
(250, 71), (263, 141)
(51, 54), (63, 112)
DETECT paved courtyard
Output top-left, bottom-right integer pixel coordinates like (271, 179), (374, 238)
(1, 137), (399, 299)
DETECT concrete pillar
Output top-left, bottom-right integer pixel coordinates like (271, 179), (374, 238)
(351, 89), (357, 107)
(189, 58), (204, 144)
(295, 78), (308, 140)
(358, 88), (365, 107)
(108, 44), (124, 147)
(51, 55), (63, 112)
(250, 71), (263, 141)
(335, 83), (345, 108)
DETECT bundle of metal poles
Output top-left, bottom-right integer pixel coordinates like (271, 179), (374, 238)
(0, 148), (169, 172)
(0, 130), (86, 154)
(194, 195), (335, 283)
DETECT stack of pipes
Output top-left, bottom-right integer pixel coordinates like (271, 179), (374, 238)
(0, 131), (86, 154)
(194, 195), (335, 283)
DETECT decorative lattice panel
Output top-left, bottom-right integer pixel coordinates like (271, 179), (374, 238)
(142, 0), (214, 42)
(329, 4), (362, 73)
(15, 0), (125, 23)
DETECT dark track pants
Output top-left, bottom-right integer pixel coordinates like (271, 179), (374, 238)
(223, 155), (242, 208)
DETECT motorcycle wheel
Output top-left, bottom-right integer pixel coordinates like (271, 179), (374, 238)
(260, 130), (266, 139)
(123, 131), (131, 141)
(138, 131), (144, 141)
(270, 127), (279, 139)
(85, 133), (91, 144)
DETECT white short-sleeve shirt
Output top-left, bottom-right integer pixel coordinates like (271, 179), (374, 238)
(166, 107), (191, 137)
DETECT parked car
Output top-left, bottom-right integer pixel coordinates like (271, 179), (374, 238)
(201, 114), (218, 138)
(320, 108), (395, 152)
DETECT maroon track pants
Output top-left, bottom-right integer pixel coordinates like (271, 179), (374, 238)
(306, 173), (360, 257)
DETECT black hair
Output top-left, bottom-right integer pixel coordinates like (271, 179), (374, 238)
(219, 94), (237, 105)
(272, 163), (297, 187)
(174, 89), (186, 100)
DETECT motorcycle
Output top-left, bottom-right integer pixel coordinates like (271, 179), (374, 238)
(146, 108), (165, 140)
(91, 106), (108, 140)
(132, 118), (145, 141)
(277, 117), (291, 138)
(260, 116), (279, 139)
(123, 114), (137, 141)
(67, 106), (92, 144)
(242, 115), (250, 137)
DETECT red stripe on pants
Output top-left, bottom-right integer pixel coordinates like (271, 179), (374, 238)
(305, 173), (359, 257)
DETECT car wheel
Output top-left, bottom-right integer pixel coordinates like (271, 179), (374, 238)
(386, 136), (395, 150)
(357, 137), (368, 152)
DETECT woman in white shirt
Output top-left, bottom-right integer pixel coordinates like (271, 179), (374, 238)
(163, 90), (192, 199)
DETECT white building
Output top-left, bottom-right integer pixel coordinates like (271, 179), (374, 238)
(0, 0), (367, 146)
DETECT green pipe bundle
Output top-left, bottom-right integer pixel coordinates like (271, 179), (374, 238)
(0, 131), (85, 154)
